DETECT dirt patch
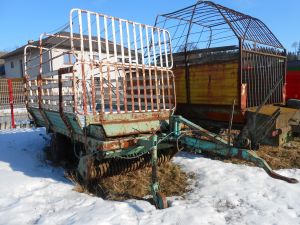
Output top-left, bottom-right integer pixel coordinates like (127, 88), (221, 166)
(255, 139), (300, 169)
(68, 162), (194, 202)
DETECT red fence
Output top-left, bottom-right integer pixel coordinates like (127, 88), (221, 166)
(0, 78), (29, 130)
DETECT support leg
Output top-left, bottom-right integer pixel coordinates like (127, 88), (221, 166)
(150, 135), (168, 209)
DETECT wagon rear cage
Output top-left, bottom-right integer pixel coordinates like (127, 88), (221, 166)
(24, 9), (176, 138)
(155, 0), (287, 109)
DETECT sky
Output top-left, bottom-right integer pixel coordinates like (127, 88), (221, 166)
(0, 0), (299, 52)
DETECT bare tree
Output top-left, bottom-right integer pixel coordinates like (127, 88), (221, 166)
(291, 41), (298, 54)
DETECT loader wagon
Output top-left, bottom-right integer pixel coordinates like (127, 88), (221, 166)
(155, 1), (300, 149)
(24, 8), (298, 209)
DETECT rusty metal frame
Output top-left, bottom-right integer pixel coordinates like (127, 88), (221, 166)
(24, 8), (176, 138)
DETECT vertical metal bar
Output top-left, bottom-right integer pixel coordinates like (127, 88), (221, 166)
(278, 56), (282, 103)
(257, 53), (262, 106)
(119, 19), (125, 64)
(129, 67), (135, 112)
(118, 19), (127, 112)
(69, 9), (75, 54)
(122, 67), (128, 113)
(72, 70), (77, 113)
(78, 10), (85, 61)
(157, 29), (163, 68)
(279, 57), (282, 103)
(151, 28), (160, 110)
(281, 56), (285, 103)
(274, 57), (277, 103)
(126, 21), (132, 64)
(264, 55), (269, 105)
(283, 55), (287, 103)
(163, 30), (169, 68)
(265, 56), (269, 104)
(8, 79), (15, 129)
(90, 64), (96, 114)
(277, 57), (281, 103)
(96, 14), (102, 61)
(133, 22), (139, 64)
(114, 66), (120, 113)
(139, 25), (145, 66)
(157, 29), (165, 110)
(126, 21), (134, 112)
(104, 16), (110, 61)
(106, 65), (112, 113)
(248, 52), (255, 106)
(254, 53), (258, 106)
(238, 39), (243, 109)
(146, 26), (154, 111)
(87, 12), (93, 62)
(111, 18), (118, 62)
(87, 12), (96, 114)
(145, 26), (151, 67)
(139, 24), (148, 111)
(78, 10), (87, 114)
(111, 18), (120, 113)
(161, 70), (166, 110)
(253, 53), (260, 106)
(99, 66), (105, 113)
(244, 47), (248, 107)
(271, 57), (275, 104)
(163, 30), (172, 110)
(149, 68), (154, 112)
(252, 53), (261, 107)
(133, 23), (141, 112)
(228, 99), (236, 146)
(151, 27), (157, 67)
(38, 35), (44, 110)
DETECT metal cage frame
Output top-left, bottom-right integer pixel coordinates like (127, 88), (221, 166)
(155, 0), (287, 109)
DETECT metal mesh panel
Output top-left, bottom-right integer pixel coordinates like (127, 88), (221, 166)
(241, 44), (286, 108)
(0, 78), (25, 109)
(0, 78), (28, 130)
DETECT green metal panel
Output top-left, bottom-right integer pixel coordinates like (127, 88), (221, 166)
(102, 120), (160, 137)
(44, 111), (68, 132)
(28, 108), (46, 127)
(64, 113), (84, 135)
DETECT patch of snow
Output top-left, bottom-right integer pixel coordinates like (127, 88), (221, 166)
(0, 128), (299, 225)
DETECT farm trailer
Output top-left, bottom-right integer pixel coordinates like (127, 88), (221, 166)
(23, 8), (297, 209)
(155, 1), (300, 149)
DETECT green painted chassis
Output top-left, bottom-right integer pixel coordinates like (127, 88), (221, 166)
(28, 107), (298, 209)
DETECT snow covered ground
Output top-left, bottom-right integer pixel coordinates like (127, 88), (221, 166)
(0, 128), (300, 225)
